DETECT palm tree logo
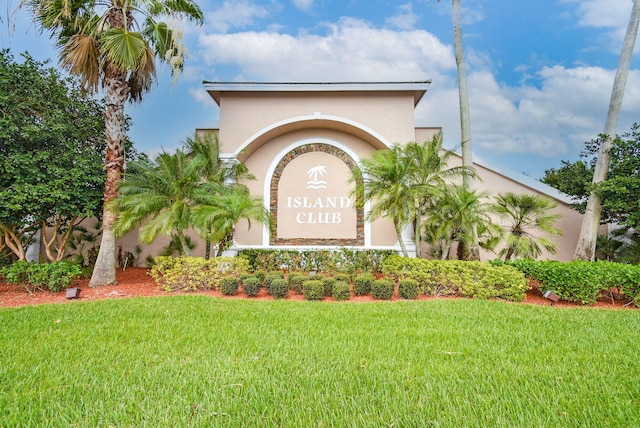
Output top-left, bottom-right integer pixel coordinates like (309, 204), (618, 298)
(306, 165), (328, 189)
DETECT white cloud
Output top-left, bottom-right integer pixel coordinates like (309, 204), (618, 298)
(197, 17), (455, 81)
(205, 1), (270, 33)
(188, 86), (217, 108)
(194, 13), (640, 170)
(292, 0), (315, 12)
(386, 4), (420, 30)
(563, 0), (632, 29)
(562, 0), (635, 50)
(423, 64), (640, 160)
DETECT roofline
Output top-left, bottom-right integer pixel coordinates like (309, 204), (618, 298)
(202, 81), (432, 106)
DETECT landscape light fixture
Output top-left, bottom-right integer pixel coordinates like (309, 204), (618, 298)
(543, 290), (559, 305)
(66, 288), (81, 300)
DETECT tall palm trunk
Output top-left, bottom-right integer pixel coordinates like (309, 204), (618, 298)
(89, 69), (129, 286)
(574, 0), (640, 261)
(452, 0), (479, 260)
(395, 222), (409, 257)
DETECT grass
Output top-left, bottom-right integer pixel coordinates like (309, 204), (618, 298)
(1, 297), (639, 427)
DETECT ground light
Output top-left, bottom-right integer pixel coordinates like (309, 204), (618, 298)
(543, 290), (559, 305)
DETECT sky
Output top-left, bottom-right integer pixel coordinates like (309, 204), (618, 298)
(2, 0), (640, 180)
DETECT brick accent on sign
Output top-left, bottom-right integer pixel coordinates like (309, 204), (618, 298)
(270, 143), (364, 246)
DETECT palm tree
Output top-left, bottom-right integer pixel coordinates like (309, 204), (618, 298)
(491, 193), (562, 260)
(184, 135), (255, 258)
(351, 145), (413, 256)
(437, 0), (479, 259)
(403, 135), (474, 256)
(192, 185), (270, 256)
(22, 0), (204, 284)
(111, 150), (207, 256)
(574, 0), (640, 261)
(352, 135), (472, 257)
(425, 185), (498, 260)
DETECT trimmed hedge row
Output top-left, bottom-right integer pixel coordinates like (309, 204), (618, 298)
(149, 256), (249, 291)
(494, 259), (640, 305)
(382, 255), (528, 302)
(0, 260), (81, 293)
(237, 249), (394, 274)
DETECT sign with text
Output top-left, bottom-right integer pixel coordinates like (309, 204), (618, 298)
(277, 152), (357, 239)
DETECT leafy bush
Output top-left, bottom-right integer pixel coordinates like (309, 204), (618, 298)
(398, 279), (419, 300)
(353, 273), (375, 296)
(498, 258), (640, 305)
(0, 261), (81, 293)
(332, 281), (351, 301)
(382, 256), (528, 302)
(288, 274), (306, 294)
(264, 273), (284, 293)
(268, 270), (284, 278)
(254, 270), (267, 284)
(240, 273), (254, 283)
(334, 273), (351, 284)
(302, 280), (324, 301)
(237, 249), (394, 273)
(149, 256), (249, 292)
(268, 278), (289, 299)
(242, 277), (261, 297)
(221, 276), (239, 296)
(371, 278), (394, 300)
(322, 277), (337, 297)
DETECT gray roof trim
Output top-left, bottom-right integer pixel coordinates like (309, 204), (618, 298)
(473, 158), (574, 204)
(202, 81), (431, 106)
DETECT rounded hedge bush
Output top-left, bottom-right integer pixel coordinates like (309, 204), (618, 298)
(302, 280), (324, 301)
(353, 273), (375, 296)
(221, 275), (239, 295)
(332, 281), (351, 301)
(288, 274), (306, 294)
(269, 278), (289, 299)
(242, 276), (261, 297)
(398, 278), (419, 300)
(322, 277), (337, 297)
(334, 273), (351, 284)
(371, 278), (394, 300)
(254, 270), (267, 284)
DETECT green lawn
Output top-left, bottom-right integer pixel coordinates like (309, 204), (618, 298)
(1, 297), (638, 427)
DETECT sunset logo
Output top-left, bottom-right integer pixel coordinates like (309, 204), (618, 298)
(306, 165), (327, 189)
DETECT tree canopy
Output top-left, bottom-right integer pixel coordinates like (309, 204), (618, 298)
(0, 50), (105, 260)
(542, 124), (640, 231)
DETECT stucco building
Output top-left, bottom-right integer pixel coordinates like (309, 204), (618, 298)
(118, 81), (584, 261)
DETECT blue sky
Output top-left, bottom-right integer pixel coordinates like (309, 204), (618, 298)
(2, 0), (639, 179)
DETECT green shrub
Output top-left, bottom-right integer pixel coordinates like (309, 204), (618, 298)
(322, 277), (337, 297)
(332, 281), (351, 301)
(371, 278), (394, 300)
(499, 258), (640, 305)
(149, 256), (249, 292)
(264, 273), (283, 293)
(237, 249), (394, 273)
(221, 276), (239, 296)
(0, 261), (81, 293)
(302, 280), (325, 301)
(240, 273), (254, 283)
(268, 270), (284, 278)
(398, 279), (419, 300)
(382, 256), (528, 302)
(334, 273), (351, 283)
(353, 273), (375, 296)
(269, 278), (289, 299)
(242, 277), (261, 297)
(254, 270), (267, 284)
(288, 274), (306, 294)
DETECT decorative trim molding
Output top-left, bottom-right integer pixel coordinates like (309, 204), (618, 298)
(269, 143), (364, 246)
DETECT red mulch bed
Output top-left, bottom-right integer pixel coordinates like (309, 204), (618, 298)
(0, 267), (635, 309)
